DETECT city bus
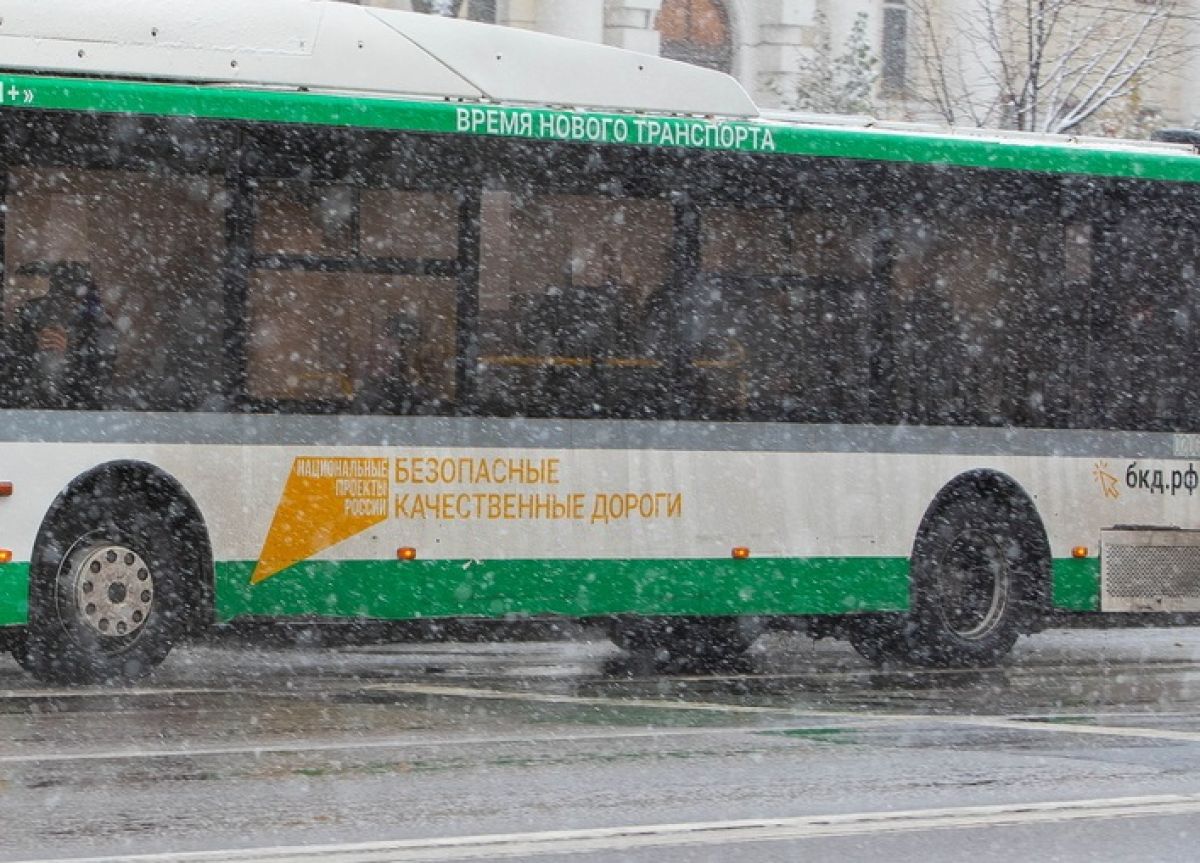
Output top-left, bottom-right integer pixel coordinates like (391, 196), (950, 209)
(1, 0), (1199, 683)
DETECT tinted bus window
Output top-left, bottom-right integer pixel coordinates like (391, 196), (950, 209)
(245, 169), (461, 416)
(1090, 184), (1200, 432)
(693, 198), (875, 422)
(3, 165), (227, 411)
(476, 190), (674, 418)
(886, 170), (1066, 428)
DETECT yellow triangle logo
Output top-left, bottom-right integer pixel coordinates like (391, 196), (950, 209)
(252, 457), (391, 585)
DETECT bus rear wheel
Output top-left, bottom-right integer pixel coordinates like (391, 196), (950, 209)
(848, 485), (1041, 669)
(904, 490), (1034, 667)
(16, 486), (189, 684)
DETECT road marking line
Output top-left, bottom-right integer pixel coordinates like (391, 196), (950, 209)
(9, 681), (1200, 763)
(0, 687), (236, 699)
(642, 659), (1200, 684)
(1, 660), (1194, 699)
(5, 683), (1200, 766)
(0, 723), (833, 766)
(371, 683), (1200, 743)
(371, 683), (859, 717)
(958, 716), (1200, 743)
(12, 794), (1200, 862)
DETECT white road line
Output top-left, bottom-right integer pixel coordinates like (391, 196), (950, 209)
(370, 683), (1200, 743)
(370, 683), (860, 717)
(5, 683), (1200, 766)
(956, 716), (1200, 743)
(0, 659), (1193, 700)
(0, 687), (238, 699)
(646, 659), (1200, 683)
(0, 723), (833, 766)
(12, 794), (1200, 862)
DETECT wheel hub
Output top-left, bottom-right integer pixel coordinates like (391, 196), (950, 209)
(936, 529), (1010, 641)
(72, 545), (153, 638)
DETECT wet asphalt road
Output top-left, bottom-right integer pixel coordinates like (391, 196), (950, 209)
(3, 628), (1200, 861)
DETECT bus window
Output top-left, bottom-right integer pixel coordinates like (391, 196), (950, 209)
(1091, 188), (1200, 432)
(246, 273), (456, 412)
(887, 173), (1060, 429)
(245, 180), (459, 414)
(693, 202), (875, 422)
(3, 167), (227, 411)
(255, 182), (356, 256)
(360, 189), (459, 259)
(476, 191), (673, 418)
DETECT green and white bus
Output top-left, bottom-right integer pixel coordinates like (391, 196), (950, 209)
(2, 0), (1199, 682)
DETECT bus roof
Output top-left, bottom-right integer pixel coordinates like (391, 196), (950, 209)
(0, 0), (1196, 184)
(0, 0), (758, 117)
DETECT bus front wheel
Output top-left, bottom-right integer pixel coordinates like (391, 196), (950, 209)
(16, 482), (191, 683)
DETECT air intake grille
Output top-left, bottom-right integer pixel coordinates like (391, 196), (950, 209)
(1102, 530), (1200, 612)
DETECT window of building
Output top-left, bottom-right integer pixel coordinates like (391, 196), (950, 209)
(881, 0), (908, 97)
(409, 0), (496, 22)
(657, 0), (733, 73)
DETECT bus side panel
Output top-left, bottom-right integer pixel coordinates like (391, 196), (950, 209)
(0, 119), (28, 628)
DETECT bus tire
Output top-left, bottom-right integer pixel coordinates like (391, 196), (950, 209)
(17, 470), (200, 683)
(902, 477), (1045, 668)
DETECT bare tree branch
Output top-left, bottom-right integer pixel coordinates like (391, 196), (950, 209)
(902, 0), (1194, 136)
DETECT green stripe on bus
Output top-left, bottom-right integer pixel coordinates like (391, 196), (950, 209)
(0, 554), (1108, 629)
(0, 554), (1106, 629)
(1, 74), (1198, 184)
(1052, 557), (1102, 612)
(0, 563), (29, 626)
(213, 557), (912, 622)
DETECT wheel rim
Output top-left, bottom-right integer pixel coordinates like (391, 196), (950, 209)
(934, 528), (1011, 641)
(69, 542), (154, 641)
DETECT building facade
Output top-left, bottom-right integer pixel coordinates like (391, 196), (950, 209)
(355, 0), (1200, 135)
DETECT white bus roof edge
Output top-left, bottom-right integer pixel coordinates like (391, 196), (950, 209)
(0, 0), (758, 117)
(366, 8), (758, 117)
(0, 0), (482, 100)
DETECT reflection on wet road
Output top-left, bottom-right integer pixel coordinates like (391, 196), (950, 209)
(4, 629), (1200, 861)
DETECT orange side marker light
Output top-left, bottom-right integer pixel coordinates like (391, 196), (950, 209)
(397, 547), (418, 561)
(732, 547), (751, 560)
(0, 482), (12, 497)
(0, 550), (12, 564)
(1072, 546), (1090, 559)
